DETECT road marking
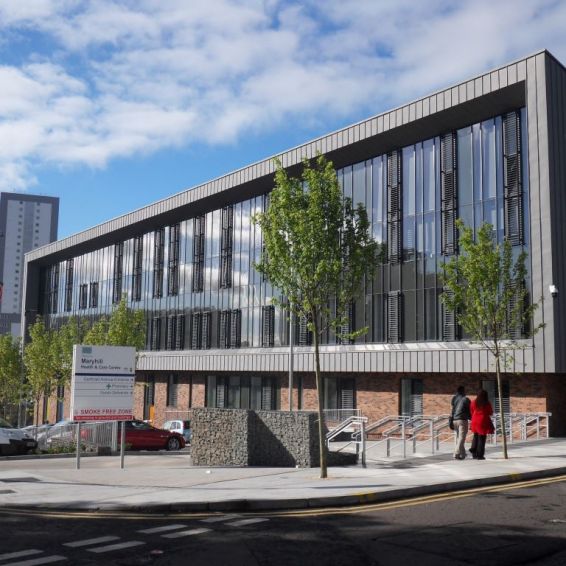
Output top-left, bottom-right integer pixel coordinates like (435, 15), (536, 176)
(0, 550), (43, 561)
(137, 524), (187, 534)
(2, 556), (67, 566)
(63, 536), (120, 548)
(226, 518), (269, 527)
(162, 528), (211, 539)
(87, 541), (145, 554)
(200, 514), (241, 523)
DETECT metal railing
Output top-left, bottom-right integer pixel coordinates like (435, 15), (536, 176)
(26, 421), (119, 452)
(327, 412), (552, 464)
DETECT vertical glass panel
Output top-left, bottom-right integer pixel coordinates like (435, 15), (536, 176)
(251, 376), (262, 409)
(343, 166), (353, 201)
(403, 216), (416, 261)
(403, 146), (415, 216)
(482, 119), (496, 199)
(415, 142), (423, 215)
(240, 376), (250, 409)
(353, 162), (366, 207)
(473, 123), (482, 202)
(206, 375), (216, 408)
(425, 288), (437, 339)
(228, 375), (240, 408)
(423, 139), (435, 212)
(404, 290), (416, 341)
(457, 126), (473, 207)
(323, 377), (337, 410)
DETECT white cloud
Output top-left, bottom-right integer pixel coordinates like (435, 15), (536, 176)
(0, 0), (565, 191)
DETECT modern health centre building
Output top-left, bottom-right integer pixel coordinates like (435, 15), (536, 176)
(23, 50), (566, 433)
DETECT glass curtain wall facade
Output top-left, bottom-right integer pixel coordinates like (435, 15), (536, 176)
(39, 109), (529, 348)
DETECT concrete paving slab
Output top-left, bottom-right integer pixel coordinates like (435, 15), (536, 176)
(0, 439), (565, 512)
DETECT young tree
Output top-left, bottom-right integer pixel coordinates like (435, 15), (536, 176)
(441, 221), (542, 459)
(254, 154), (377, 478)
(24, 317), (58, 425)
(83, 297), (146, 349)
(0, 334), (23, 420)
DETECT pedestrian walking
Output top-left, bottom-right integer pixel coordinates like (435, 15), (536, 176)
(451, 385), (471, 460)
(469, 389), (495, 460)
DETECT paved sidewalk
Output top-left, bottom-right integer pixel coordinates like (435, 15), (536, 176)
(0, 439), (565, 513)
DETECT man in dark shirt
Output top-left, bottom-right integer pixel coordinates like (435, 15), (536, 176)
(451, 385), (471, 460)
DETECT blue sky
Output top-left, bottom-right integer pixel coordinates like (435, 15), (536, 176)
(1, 0), (566, 239)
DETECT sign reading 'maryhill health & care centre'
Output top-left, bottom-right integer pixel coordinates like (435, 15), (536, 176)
(70, 345), (136, 422)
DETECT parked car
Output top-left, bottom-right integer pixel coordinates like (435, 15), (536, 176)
(121, 420), (186, 451)
(0, 418), (38, 456)
(162, 419), (192, 444)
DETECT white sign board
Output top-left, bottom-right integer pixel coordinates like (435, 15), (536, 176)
(70, 345), (136, 422)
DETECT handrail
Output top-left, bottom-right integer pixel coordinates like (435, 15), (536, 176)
(326, 415), (367, 444)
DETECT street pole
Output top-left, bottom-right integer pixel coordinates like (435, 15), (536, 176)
(76, 422), (81, 470)
(120, 421), (126, 469)
(289, 307), (294, 411)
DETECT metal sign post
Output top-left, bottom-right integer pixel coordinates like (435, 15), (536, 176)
(120, 421), (126, 469)
(76, 422), (81, 470)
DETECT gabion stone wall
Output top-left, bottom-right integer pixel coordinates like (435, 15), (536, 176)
(190, 408), (251, 466)
(191, 408), (321, 467)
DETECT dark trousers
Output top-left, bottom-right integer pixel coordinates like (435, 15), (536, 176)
(470, 433), (487, 458)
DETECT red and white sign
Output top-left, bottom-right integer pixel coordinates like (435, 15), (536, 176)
(70, 345), (136, 422)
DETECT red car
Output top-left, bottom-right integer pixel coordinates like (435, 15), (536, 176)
(121, 420), (186, 451)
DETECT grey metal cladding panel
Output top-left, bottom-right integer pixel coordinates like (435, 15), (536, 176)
(545, 54), (566, 372)
(423, 98), (430, 117)
(509, 64), (518, 84)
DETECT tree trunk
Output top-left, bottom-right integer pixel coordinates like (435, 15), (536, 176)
(312, 311), (327, 479)
(495, 355), (509, 459)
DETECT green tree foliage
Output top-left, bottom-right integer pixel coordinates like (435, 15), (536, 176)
(0, 334), (23, 417)
(254, 154), (377, 478)
(441, 221), (542, 459)
(83, 297), (146, 349)
(24, 317), (58, 425)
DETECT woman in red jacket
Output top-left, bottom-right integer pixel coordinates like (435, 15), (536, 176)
(469, 389), (495, 460)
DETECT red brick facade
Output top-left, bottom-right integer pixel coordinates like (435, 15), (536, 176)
(39, 371), (566, 436)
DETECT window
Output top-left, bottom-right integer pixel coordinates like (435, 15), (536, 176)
(143, 376), (155, 421)
(219, 309), (241, 349)
(167, 374), (178, 407)
(220, 205), (233, 288)
(323, 377), (355, 410)
(190, 311), (211, 349)
(113, 242), (124, 304)
(296, 313), (312, 346)
(387, 150), (402, 264)
(167, 223), (180, 296)
(153, 228), (165, 298)
(337, 302), (354, 345)
(206, 375), (279, 410)
(261, 305), (275, 347)
(48, 264), (59, 314)
(400, 378), (423, 417)
(56, 385), (65, 422)
(442, 289), (458, 341)
(166, 314), (186, 350)
(192, 215), (206, 292)
(481, 379), (510, 415)
(89, 282), (99, 308)
(78, 284), (88, 309)
(132, 235), (143, 302)
(64, 259), (74, 312)
(387, 291), (403, 343)
(441, 132), (458, 255)
(503, 111), (524, 245)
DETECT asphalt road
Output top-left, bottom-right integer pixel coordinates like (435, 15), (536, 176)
(1, 476), (566, 566)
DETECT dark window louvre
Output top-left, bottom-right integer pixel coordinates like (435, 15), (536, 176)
(230, 309), (241, 348)
(192, 215), (206, 292)
(78, 283), (88, 309)
(216, 377), (226, 408)
(387, 150), (402, 263)
(64, 259), (74, 312)
(113, 242), (124, 304)
(297, 313), (312, 346)
(150, 317), (161, 351)
(338, 302), (354, 345)
(387, 291), (403, 343)
(219, 310), (230, 349)
(168, 223), (180, 296)
(482, 379), (511, 415)
(153, 228), (165, 298)
(220, 206), (233, 288)
(506, 281), (524, 340)
(166, 314), (176, 350)
(202, 312), (211, 349)
(175, 315), (185, 350)
(339, 378), (355, 410)
(441, 132), (458, 255)
(442, 288), (458, 341)
(262, 305), (275, 347)
(503, 111), (524, 246)
(190, 312), (202, 350)
(261, 379), (273, 410)
(167, 374), (178, 407)
(89, 282), (98, 308)
(49, 264), (59, 314)
(132, 235), (143, 301)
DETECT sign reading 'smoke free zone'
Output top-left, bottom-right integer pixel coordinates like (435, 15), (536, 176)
(70, 345), (136, 422)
